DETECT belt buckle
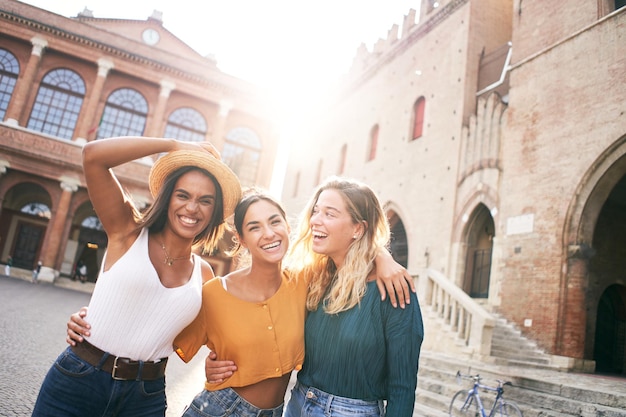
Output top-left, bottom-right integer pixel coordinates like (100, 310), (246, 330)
(111, 356), (125, 380)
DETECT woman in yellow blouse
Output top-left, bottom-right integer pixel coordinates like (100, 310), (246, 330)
(174, 190), (303, 415)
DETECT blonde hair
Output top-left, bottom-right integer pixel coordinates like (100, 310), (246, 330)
(286, 177), (390, 314)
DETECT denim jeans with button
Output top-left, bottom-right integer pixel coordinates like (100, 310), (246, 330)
(32, 347), (166, 417)
(284, 381), (385, 417)
(182, 388), (283, 417)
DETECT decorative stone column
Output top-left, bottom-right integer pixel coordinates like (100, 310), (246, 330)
(211, 99), (233, 150)
(38, 178), (79, 283)
(0, 160), (9, 215)
(76, 57), (114, 142)
(146, 79), (175, 137)
(4, 36), (47, 125)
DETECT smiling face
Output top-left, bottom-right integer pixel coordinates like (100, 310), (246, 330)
(239, 199), (290, 266)
(310, 189), (362, 268)
(167, 170), (217, 239)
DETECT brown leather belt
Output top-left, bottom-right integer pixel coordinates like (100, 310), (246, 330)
(71, 340), (167, 381)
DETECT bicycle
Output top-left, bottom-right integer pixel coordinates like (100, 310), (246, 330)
(449, 371), (523, 417)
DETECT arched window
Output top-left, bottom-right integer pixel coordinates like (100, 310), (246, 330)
(0, 48), (20, 121)
(338, 144), (347, 174)
(411, 96), (426, 140)
(81, 215), (104, 231)
(20, 202), (51, 219)
(96, 88), (147, 139)
(164, 107), (207, 142)
(27, 68), (85, 140)
(222, 127), (261, 187)
(367, 124), (379, 161)
(388, 211), (408, 268)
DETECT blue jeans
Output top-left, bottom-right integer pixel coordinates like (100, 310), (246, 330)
(182, 388), (283, 417)
(32, 347), (167, 417)
(284, 382), (385, 417)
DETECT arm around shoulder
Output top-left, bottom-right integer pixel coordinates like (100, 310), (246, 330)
(383, 290), (424, 416)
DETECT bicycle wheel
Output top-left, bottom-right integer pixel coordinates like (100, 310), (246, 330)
(449, 390), (481, 416)
(493, 400), (523, 417)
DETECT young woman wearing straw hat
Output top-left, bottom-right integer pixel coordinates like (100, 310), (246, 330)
(32, 136), (241, 417)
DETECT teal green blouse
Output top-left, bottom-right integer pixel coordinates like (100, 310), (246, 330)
(297, 280), (424, 416)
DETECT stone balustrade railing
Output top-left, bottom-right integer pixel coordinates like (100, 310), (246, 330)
(417, 268), (495, 357)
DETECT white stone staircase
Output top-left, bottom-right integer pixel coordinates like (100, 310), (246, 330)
(489, 314), (556, 369)
(412, 269), (626, 416)
(413, 351), (626, 417)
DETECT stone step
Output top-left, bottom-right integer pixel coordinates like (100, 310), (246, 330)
(413, 387), (452, 416)
(417, 351), (626, 416)
(490, 342), (546, 355)
(508, 382), (626, 417)
(414, 386), (451, 417)
(491, 357), (558, 371)
(491, 332), (540, 348)
(488, 315), (556, 369)
(490, 347), (552, 363)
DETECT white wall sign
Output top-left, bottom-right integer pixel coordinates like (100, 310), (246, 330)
(506, 213), (534, 235)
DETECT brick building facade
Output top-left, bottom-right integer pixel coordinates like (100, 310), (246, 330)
(0, 0), (278, 282)
(282, 0), (626, 374)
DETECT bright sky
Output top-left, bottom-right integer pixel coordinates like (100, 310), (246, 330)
(20, 0), (419, 194)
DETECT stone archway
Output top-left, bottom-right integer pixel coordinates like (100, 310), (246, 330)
(561, 135), (626, 361)
(462, 203), (495, 298)
(588, 174), (626, 374)
(594, 284), (626, 375)
(388, 210), (408, 268)
(0, 181), (52, 269)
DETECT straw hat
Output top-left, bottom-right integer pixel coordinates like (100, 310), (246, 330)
(149, 149), (242, 219)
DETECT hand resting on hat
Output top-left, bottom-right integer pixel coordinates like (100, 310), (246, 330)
(174, 139), (221, 160)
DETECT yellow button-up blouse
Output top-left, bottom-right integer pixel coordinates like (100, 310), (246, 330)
(174, 271), (307, 391)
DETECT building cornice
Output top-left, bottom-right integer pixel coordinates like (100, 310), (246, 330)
(0, 9), (255, 100)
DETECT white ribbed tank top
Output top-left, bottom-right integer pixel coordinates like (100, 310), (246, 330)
(85, 228), (202, 361)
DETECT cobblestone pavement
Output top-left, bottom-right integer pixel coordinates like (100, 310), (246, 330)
(0, 274), (208, 417)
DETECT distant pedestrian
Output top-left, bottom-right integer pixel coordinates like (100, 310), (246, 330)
(78, 262), (87, 283)
(32, 260), (42, 283)
(4, 256), (12, 276)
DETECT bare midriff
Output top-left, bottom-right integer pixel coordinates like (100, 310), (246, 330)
(232, 373), (292, 409)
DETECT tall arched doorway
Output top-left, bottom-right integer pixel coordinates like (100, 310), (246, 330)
(562, 136), (626, 362)
(463, 204), (495, 298)
(388, 211), (408, 268)
(594, 285), (626, 375)
(589, 174), (626, 374)
(0, 182), (51, 269)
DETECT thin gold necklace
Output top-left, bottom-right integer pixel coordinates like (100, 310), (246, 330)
(158, 240), (189, 266)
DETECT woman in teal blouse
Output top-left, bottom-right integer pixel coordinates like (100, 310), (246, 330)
(283, 177), (423, 417)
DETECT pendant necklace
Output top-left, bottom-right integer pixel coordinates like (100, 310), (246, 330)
(159, 240), (189, 266)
